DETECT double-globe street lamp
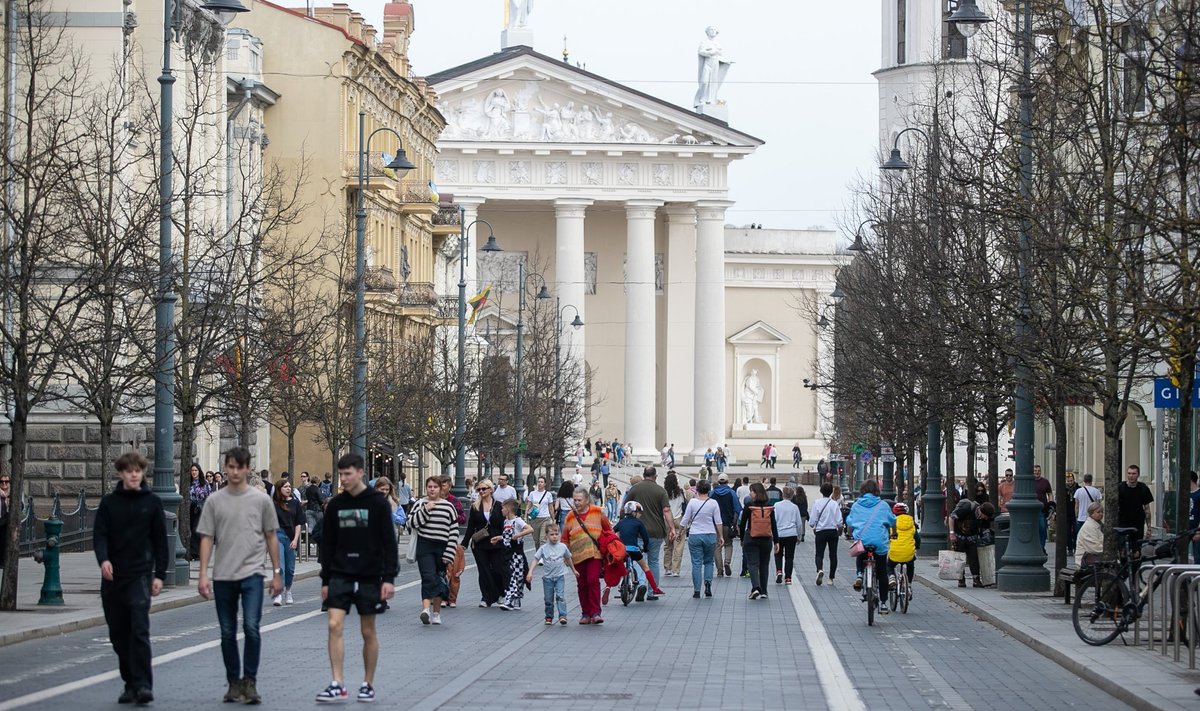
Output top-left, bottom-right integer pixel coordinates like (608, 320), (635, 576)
(552, 298), (584, 489)
(514, 261), (550, 496)
(949, 0), (1050, 592)
(352, 112), (415, 458)
(154, 0), (249, 587)
(880, 120), (948, 554)
(453, 214), (502, 499)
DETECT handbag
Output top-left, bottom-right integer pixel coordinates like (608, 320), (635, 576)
(405, 531), (418, 564)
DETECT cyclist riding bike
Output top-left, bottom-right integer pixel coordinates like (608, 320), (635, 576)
(887, 502), (919, 597)
(845, 480), (896, 613)
(609, 501), (660, 602)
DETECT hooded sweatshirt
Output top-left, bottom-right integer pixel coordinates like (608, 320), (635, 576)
(319, 486), (399, 585)
(888, 513), (920, 562)
(845, 493), (897, 555)
(93, 481), (169, 580)
(711, 483), (742, 525)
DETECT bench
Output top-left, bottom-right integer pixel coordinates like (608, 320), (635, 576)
(1058, 565), (1080, 604)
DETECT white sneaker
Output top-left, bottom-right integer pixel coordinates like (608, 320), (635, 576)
(420, 608), (431, 625)
(284, 590), (294, 605)
(272, 594), (283, 607)
(430, 612), (442, 625)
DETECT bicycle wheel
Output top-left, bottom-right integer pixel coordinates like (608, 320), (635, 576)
(1072, 569), (1128, 646)
(899, 575), (910, 614)
(619, 569), (633, 606)
(865, 561), (876, 626)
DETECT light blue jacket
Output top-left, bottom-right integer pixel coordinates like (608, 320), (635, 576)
(845, 494), (897, 555)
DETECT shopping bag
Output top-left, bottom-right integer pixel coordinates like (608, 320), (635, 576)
(937, 550), (966, 580)
(978, 545), (996, 587)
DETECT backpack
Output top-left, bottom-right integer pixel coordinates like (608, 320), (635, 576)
(319, 480), (332, 500)
(749, 506), (773, 538)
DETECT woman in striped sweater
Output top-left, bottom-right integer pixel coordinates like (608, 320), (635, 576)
(561, 489), (614, 624)
(409, 479), (460, 625)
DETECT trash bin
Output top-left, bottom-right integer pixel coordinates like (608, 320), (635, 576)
(994, 513), (1011, 571)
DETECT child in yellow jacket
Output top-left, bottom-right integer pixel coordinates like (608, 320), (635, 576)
(888, 503), (920, 592)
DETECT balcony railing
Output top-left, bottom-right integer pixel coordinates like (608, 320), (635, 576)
(398, 179), (432, 204)
(433, 205), (461, 226)
(398, 281), (438, 307)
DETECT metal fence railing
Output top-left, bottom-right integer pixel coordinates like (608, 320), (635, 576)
(17, 489), (99, 555)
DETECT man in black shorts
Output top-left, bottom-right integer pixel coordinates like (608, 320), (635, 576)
(315, 453), (398, 704)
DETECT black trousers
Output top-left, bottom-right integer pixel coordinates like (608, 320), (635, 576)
(473, 546), (508, 604)
(774, 536), (798, 578)
(814, 529), (839, 579)
(955, 541), (981, 578)
(102, 575), (153, 691)
(744, 537), (772, 592)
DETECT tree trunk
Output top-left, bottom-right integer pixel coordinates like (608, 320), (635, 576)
(99, 418), (113, 494)
(1102, 406), (1125, 557)
(966, 428), (978, 494)
(176, 410), (197, 558)
(986, 418), (1000, 511)
(286, 424), (296, 478)
(0, 412), (28, 610)
(1053, 408), (1071, 595)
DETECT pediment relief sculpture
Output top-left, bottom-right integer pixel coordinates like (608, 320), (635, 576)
(438, 78), (723, 146)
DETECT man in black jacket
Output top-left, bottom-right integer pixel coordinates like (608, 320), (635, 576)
(93, 451), (169, 706)
(315, 453), (398, 704)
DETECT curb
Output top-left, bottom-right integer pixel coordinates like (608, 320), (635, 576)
(915, 575), (1177, 711)
(0, 567), (322, 649)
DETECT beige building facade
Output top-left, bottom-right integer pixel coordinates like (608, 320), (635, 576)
(429, 45), (843, 465)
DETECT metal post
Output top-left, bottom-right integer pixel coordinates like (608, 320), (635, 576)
(552, 297), (563, 490)
(998, 0), (1050, 591)
(514, 261), (526, 498)
(352, 111), (367, 458)
(1155, 406), (1165, 527)
(154, 0), (187, 587)
(882, 459), (895, 501)
(453, 209), (469, 500)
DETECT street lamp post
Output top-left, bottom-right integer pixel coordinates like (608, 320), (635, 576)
(154, 0), (249, 588)
(514, 261), (549, 498)
(881, 119), (948, 554)
(552, 298), (584, 489)
(353, 111), (415, 459)
(950, 0), (1049, 591)
(453, 212), (502, 499)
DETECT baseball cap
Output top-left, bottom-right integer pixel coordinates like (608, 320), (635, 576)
(717, 473), (728, 482)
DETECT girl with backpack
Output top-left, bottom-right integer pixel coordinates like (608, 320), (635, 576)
(738, 482), (778, 600)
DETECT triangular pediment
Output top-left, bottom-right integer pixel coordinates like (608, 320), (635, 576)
(728, 320), (791, 345)
(428, 46), (761, 149)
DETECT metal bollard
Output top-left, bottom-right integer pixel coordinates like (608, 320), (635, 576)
(1171, 570), (1200, 663)
(32, 512), (65, 606)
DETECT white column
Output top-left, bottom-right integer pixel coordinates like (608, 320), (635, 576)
(1137, 414), (1154, 525)
(457, 196), (486, 300)
(692, 200), (731, 456)
(555, 199), (592, 363)
(624, 200), (663, 455)
(663, 204), (697, 456)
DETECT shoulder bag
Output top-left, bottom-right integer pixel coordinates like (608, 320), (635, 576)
(847, 504), (883, 557)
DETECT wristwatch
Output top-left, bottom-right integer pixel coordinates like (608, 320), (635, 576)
(273, 567), (282, 575)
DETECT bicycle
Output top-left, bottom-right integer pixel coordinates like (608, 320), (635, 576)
(861, 544), (879, 626)
(1072, 526), (1199, 646)
(618, 555), (638, 606)
(888, 560), (911, 615)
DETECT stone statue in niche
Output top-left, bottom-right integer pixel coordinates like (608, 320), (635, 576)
(741, 367), (764, 424)
(695, 25), (732, 112)
(584, 252), (597, 295)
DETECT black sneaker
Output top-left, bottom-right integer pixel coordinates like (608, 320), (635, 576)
(315, 681), (349, 703)
(776, 573), (783, 584)
(635, 585), (647, 602)
(693, 591), (701, 598)
(724, 565), (732, 577)
(704, 581), (713, 597)
(357, 682), (376, 703)
(118, 687), (136, 705)
(134, 688), (154, 706)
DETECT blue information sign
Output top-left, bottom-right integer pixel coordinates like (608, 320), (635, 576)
(1154, 378), (1200, 409)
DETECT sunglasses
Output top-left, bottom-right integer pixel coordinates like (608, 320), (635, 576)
(477, 487), (491, 492)
(0, 479), (9, 484)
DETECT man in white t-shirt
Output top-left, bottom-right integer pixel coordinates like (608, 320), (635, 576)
(523, 476), (556, 550)
(492, 473), (517, 504)
(1072, 473), (1101, 556)
(736, 478), (751, 505)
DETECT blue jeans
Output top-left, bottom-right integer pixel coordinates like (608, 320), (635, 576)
(213, 575), (264, 683)
(646, 537), (664, 587)
(542, 576), (566, 618)
(688, 533), (716, 592)
(1191, 538), (1200, 565)
(275, 529), (296, 588)
(1038, 513), (1048, 550)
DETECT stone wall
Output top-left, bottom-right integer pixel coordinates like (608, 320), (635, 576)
(5, 421), (160, 498)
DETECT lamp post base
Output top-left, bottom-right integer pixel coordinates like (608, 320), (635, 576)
(918, 492), (949, 555)
(998, 499), (1049, 592)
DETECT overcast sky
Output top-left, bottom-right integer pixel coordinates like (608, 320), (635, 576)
(347, 1), (882, 231)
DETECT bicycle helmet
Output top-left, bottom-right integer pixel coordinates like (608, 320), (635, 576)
(623, 501), (643, 515)
(892, 502), (909, 515)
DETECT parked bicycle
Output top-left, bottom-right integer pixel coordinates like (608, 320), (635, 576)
(1072, 526), (1199, 646)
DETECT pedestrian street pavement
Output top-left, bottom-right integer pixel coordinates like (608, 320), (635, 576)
(0, 534), (1151, 710)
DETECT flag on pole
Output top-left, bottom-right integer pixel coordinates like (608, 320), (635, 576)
(467, 284), (492, 325)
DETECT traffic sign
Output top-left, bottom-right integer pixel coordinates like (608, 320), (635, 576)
(860, 450), (873, 464)
(1154, 378), (1200, 409)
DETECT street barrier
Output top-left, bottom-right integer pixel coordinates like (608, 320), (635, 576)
(17, 489), (98, 555)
